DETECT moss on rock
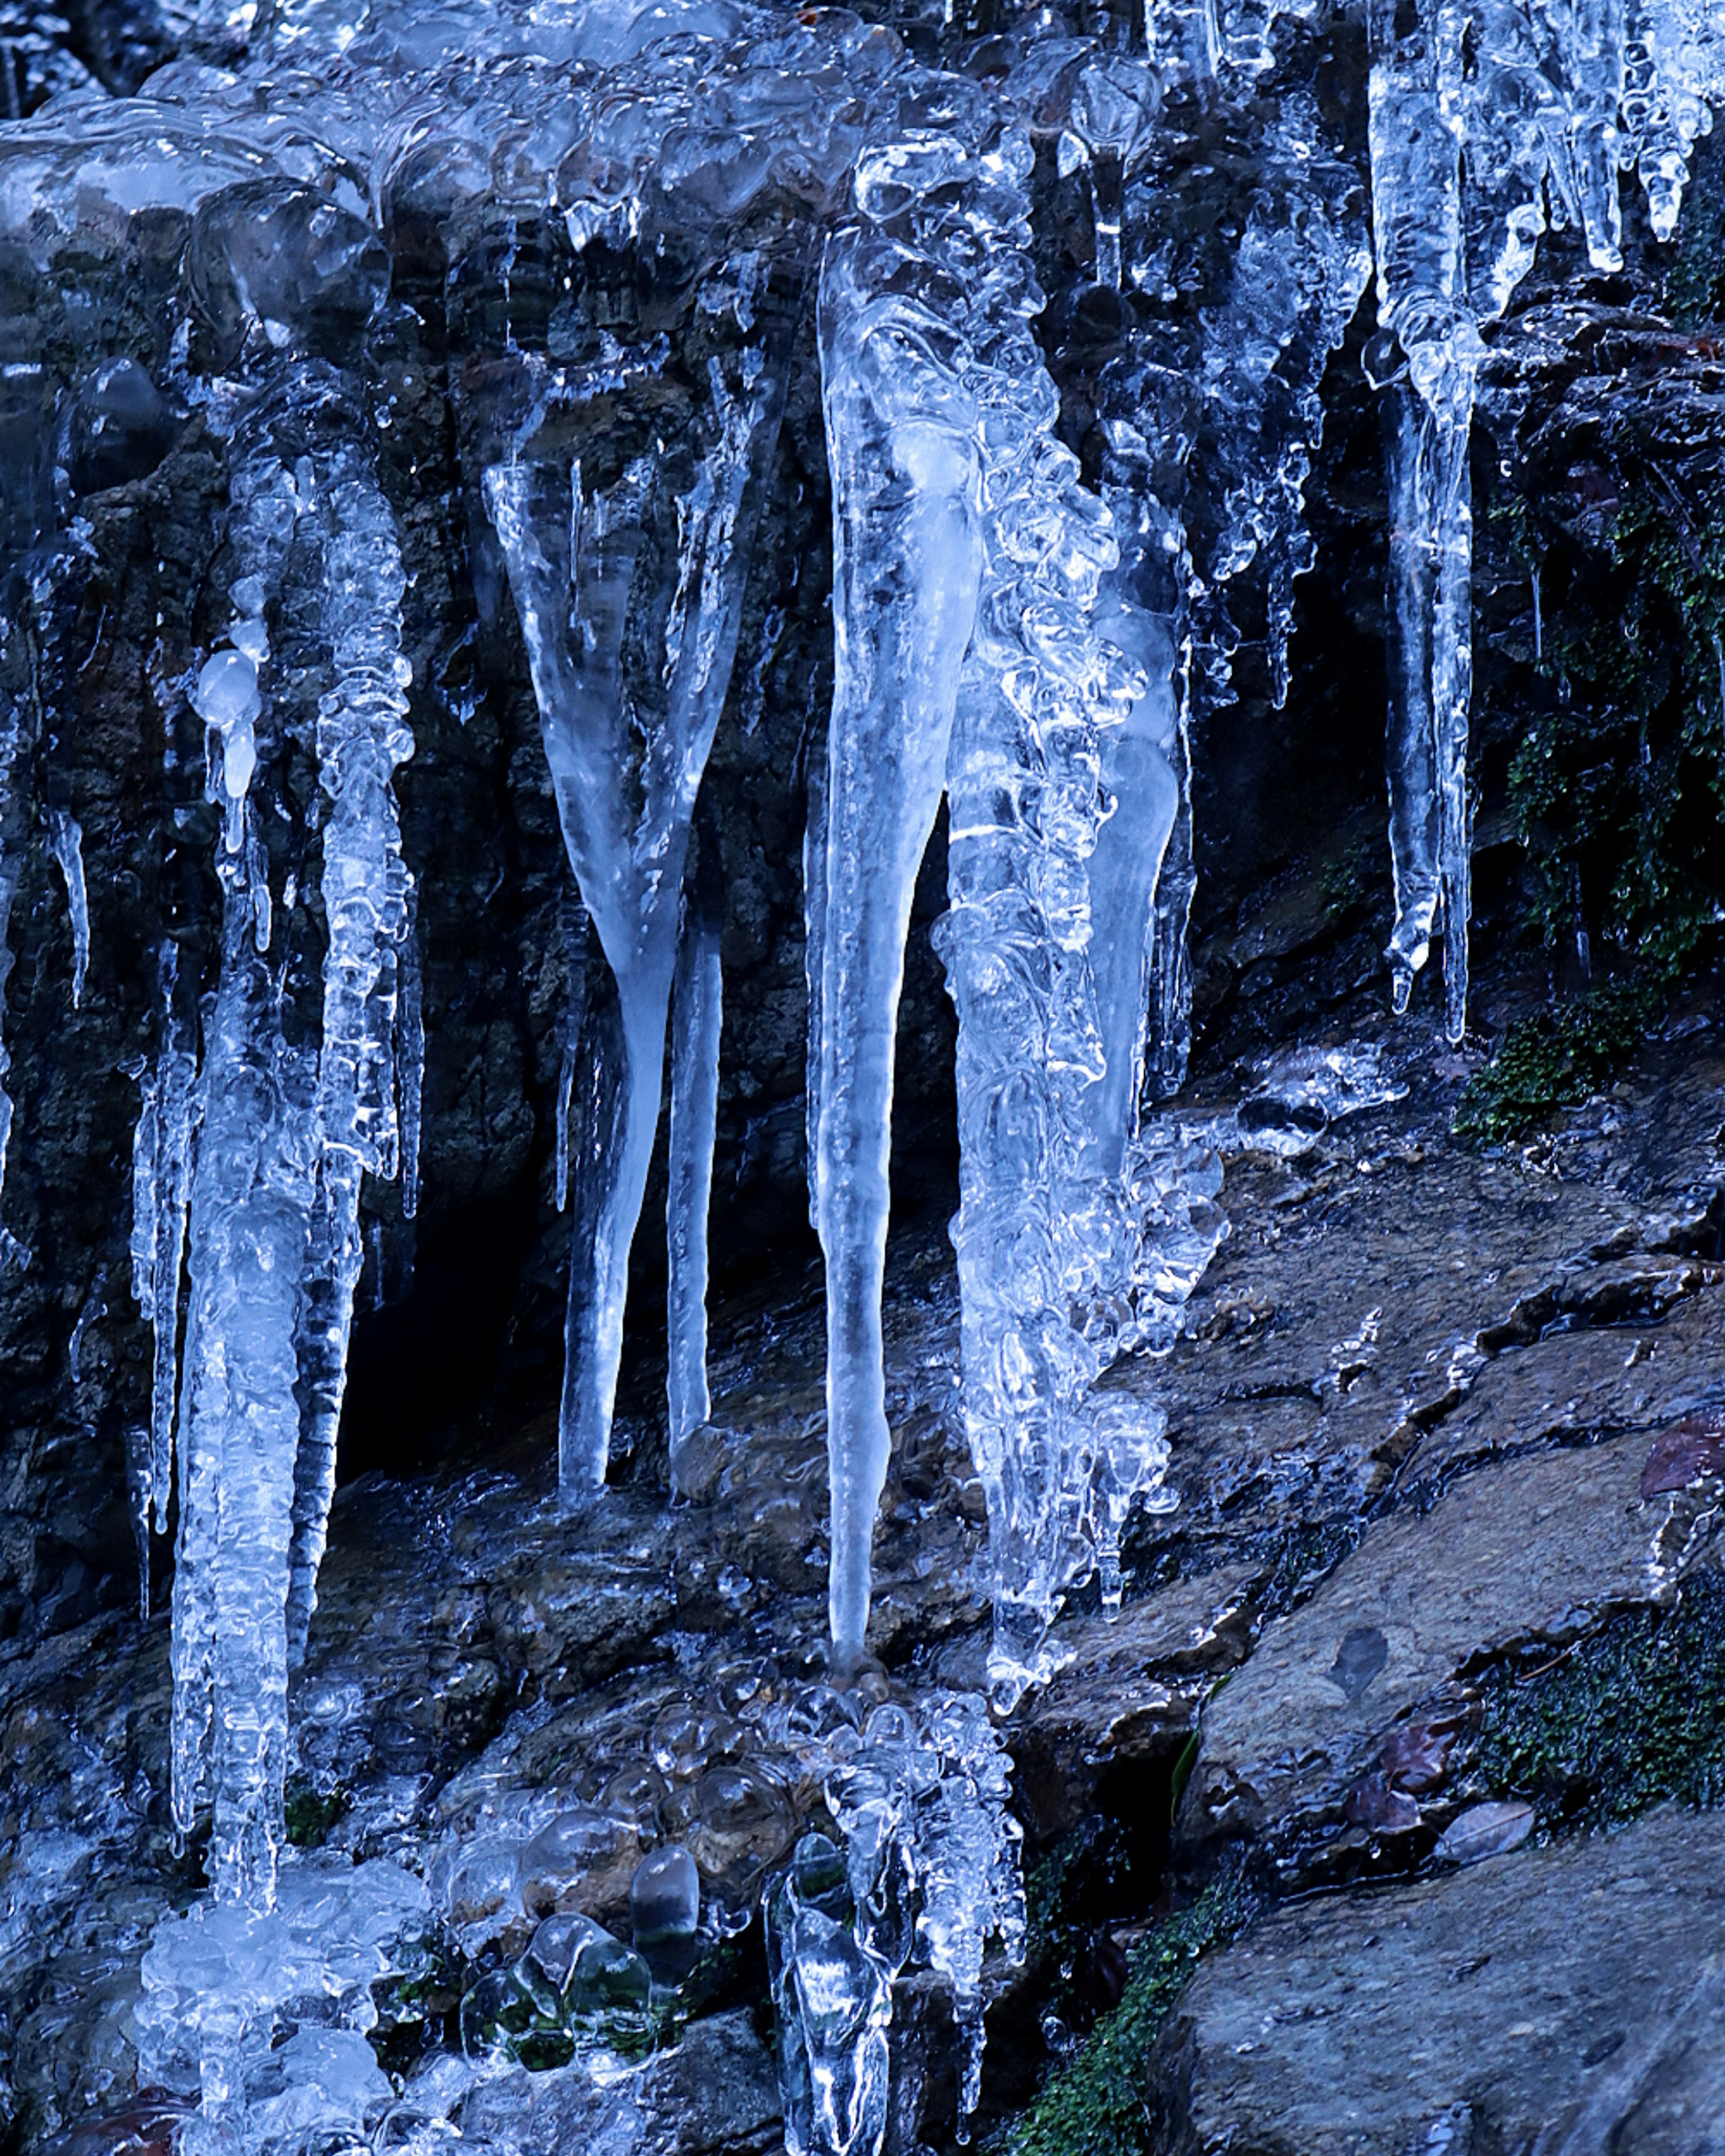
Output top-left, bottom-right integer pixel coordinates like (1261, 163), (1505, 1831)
(1474, 1567), (1725, 1831)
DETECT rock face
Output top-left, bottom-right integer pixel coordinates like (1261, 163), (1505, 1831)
(1150, 1807), (1725, 2156)
(4, 978), (1722, 2155)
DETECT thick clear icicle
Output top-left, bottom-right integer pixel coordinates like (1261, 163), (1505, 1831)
(812, 141), (989, 1662)
(666, 836), (723, 1482)
(1367, 0), (1481, 1042)
(170, 873), (320, 1909)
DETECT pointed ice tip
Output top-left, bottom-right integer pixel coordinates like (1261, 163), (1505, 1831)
(1389, 961), (1415, 1016)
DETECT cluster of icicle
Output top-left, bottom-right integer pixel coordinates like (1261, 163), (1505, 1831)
(810, 102), (1217, 1702)
(769, 1692), (1025, 2156)
(1367, 0), (1725, 1038)
(127, 313), (421, 1912)
(0, 0), (1721, 2147)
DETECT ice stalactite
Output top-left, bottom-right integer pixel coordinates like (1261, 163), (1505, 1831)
(812, 136), (991, 1664)
(287, 441), (415, 1667)
(0, 685), (25, 1265)
(160, 172), (409, 1901)
(1367, 0), (1480, 1044)
(919, 102), (1217, 1702)
(482, 242), (789, 1503)
(1363, 0), (1725, 1040)
(128, 955), (199, 1541)
(667, 823), (723, 1482)
(169, 876), (321, 1909)
(46, 806), (88, 1007)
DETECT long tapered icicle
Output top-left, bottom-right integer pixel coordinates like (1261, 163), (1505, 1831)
(813, 159), (986, 1662)
(483, 264), (787, 1503)
(1367, 0), (1481, 1041)
(170, 874), (320, 1907)
(667, 838), (723, 1482)
(129, 960), (198, 1537)
(287, 449), (415, 1666)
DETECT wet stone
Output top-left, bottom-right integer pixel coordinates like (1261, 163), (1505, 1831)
(1185, 1431), (1700, 1862)
(1148, 1808), (1725, 2156)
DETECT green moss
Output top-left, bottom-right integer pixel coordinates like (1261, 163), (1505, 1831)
(1452, 967), (1675, 1144)
(283, 1779), (348, 1849)
(1459, 433), (1725, 1142)
(1475, 1569), (1725, 1831)
(1668, 126), (1725, 330)
(1009, 1864), (1258, 2156)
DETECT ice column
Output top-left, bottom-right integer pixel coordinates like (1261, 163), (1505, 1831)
(929, 135), (1149, 1700)
(484, 269), (783, 1501)
(1367, 0), (1481, 1042)
(812, 140), (990, 1661)
(169, 361), (415, 1899)
(170, 882), (320, 1908)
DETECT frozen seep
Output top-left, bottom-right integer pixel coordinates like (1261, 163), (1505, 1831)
(771, 1692), (1024, 2156)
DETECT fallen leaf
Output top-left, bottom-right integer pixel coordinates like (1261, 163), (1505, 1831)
(1640, 1411), (1725, 1500)
(1434, 1800), (1533, 1866)
(1378, 1718), (1456, 1794)
(1344, 1770), (1420, 1833)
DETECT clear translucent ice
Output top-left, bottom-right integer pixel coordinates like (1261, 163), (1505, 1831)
(481, 261), (785, 1500)
(813, 135), (987, 1663)
(0, 4), (1720, 2147)
(667, 847), (725, 1478)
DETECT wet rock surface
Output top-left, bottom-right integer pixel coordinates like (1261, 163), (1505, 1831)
(1150, 1806), (1725, 2156)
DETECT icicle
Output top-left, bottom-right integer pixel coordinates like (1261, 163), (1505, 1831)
(398, 887), (423, 1224)
(47, 807), (88, 1007)
(770, 1692), (1024, 2156)
(666, 833), (723, 1482)
(170, 875), (320, 1909)
(812, 144), (990, 1663)
(0, 689), (27, 1267)
(1380, 371), (1475, 1041)
(1367, 0), (1482, 1042)
(769, 1836), (893, 2156)
(482, 252), (789, 1504)
(129, 963), (199, 1538)
(287, 445), (416, 1668)
(553, 886), (588, 1217)
(1057, 60), (1158, 293)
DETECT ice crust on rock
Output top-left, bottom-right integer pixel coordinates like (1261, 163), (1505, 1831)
(770, 1690), (1025, 2156)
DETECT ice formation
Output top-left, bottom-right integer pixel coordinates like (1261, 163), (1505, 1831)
(472, 194), (794, 1496)
(1365, 0), (1725, 1035)
(0, 0), (1721, 2145)
(769, 1690), (1024, 2156)
(667, 836), (725, 1479)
